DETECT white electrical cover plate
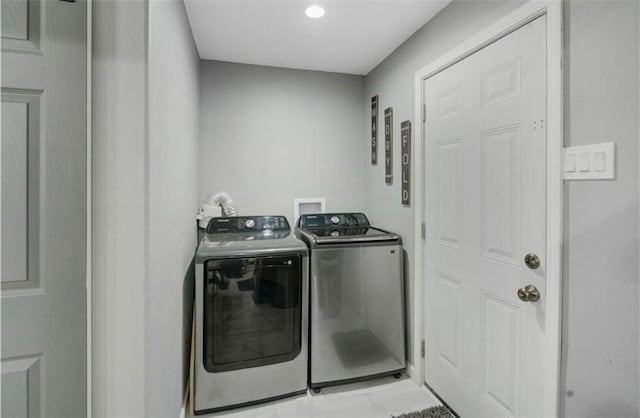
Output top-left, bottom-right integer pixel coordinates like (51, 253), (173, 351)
(564, 142), (615, 180)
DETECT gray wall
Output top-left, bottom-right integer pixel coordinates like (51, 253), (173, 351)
(562, 2), (640, 417)
(93, 1), (639, 416)
(364, 0), (527, 364)
(92, 1), (147, 416)
(364, 1), (640, 415)
(199, 60), (366, 225)
(92, 0), (200, 416)
(146, 0), (200, 417)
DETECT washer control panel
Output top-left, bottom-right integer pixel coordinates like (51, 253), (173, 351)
(297, 213), (370, 228)
(207, 216), (290, 233)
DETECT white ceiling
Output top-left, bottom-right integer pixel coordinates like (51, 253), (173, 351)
(183, 1), (451, 75)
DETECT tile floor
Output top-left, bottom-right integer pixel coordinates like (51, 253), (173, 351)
(201, 376), (442, 418)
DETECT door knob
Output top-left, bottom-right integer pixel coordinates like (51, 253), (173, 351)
(517, 284), (540, 302)
(524, 253), (540, 269)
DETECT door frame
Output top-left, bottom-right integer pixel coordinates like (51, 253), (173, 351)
(86, 0), (93, 414)
(411, 1), (563, 416)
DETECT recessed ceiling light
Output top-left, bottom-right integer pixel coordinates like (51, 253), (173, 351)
(305, 5), (325, 19)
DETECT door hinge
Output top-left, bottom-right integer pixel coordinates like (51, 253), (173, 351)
(422, 104), (426, 123)
(421, 222), (426, 240)
(421, 340), (425, 358)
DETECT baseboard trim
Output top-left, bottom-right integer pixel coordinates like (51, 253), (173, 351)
(179, 384), (188, 418)
(406, 362), (416, 380)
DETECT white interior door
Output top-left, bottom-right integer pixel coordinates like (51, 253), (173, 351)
(423, 16), (546, 418)
(1, 0), (87, 417)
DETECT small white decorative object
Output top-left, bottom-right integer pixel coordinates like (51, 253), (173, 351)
(294, 198), (326, 223)
(197, 192), (238, 231)
(197, 206), (222, 229)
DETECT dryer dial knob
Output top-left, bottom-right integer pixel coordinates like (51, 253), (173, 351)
(244, 219), (255, 229)
(330, 216), (340, 225)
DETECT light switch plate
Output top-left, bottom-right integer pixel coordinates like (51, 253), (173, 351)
(564, 142), (615, 180)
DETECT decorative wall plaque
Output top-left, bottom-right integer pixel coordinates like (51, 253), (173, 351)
(401, 120), (411, 206)
(371, 95), (378, 165)
(384, 107), (393, 184)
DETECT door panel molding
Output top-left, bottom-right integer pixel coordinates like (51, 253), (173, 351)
(1, 355), (42, 418)
(480, 123), (522, 267)
(413, 1), (563, 416)
(1, 0), (42, 54)
(1, 89), (42, 291)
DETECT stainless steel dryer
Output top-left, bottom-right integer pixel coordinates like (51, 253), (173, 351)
(296, 213), (405, 392)
(194, 216), (308, 414)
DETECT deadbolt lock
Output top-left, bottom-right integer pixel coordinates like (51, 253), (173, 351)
(524, 253), (540, 270)
(517, 284), (540, 302)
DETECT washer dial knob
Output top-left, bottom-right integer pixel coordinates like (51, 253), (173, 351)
(330, 216), (340, 225)
(244, 219), (255, 229)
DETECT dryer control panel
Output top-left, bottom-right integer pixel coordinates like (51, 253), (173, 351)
(207, 216), (290, 233)
(297, 213), (370, 228)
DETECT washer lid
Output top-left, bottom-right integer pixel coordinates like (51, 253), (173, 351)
(196, 231), (307, 261)
(300, 226), (400, 245)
